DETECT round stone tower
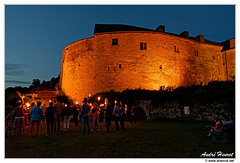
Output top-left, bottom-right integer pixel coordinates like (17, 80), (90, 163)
(60, 24), (230, 103)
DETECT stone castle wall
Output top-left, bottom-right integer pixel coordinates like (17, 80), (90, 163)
(60, 30), (234, 103)
(137, 100), (235, 122)
(224, 49), (235, 80)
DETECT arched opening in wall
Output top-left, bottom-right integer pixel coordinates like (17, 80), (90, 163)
(119, 64), (122, 68)
(135, 107), (147, 121)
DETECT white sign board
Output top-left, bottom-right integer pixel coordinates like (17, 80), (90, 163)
(184, 106), (190, 114)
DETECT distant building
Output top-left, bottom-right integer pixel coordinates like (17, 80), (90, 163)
(33, 90), (60, 101)
(60, 24), (235, 102)
(23, 90), (60, 104)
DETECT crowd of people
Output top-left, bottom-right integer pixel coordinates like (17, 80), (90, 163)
(7, 98), (235, 140)
(8, 97), (137, 137)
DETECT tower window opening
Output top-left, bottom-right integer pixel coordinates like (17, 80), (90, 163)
(194, 50), (198, 56)
(140, 42), (147, 50)
(112, 38), (118, 45)
(174, 45), (179, 53)
(119, 64), (122, 68)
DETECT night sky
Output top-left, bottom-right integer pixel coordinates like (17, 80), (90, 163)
(4, 4), (235, 89)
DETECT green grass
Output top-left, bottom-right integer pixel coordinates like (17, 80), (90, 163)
(5, 119), (235, 158)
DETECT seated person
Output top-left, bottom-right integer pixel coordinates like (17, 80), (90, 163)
(207, 118), (223, 137)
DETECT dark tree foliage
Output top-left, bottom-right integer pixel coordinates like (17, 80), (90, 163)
(28, 76), (60, 91)
(5, 75), (60, 106)
(89, 81), (235, 108)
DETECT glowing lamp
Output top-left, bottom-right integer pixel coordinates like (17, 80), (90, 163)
(26, 102), (30, 107)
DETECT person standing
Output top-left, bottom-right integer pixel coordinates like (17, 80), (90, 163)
(12, 102), (25, 136)
(112, 103), (121, 131)
(80, 98), (90, 136)
(91, 102), (99, 131)
(119, 101), (125, 129)
(28, 102), (36, 126)
(62, 102), (72, 131)
(72, 104), (79, 126)
(41, 104), (47, 123)
(130, 106), (136, 124)
(29, 102), (43, 136)
(54, 100), (63, 132)
(104, 98), (113, 133)
(23, 105), (29, 126)
(45, 102), (55, 136)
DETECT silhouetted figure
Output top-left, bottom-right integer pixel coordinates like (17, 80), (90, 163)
(119, 102), (125, 129)
(130, 106), (136, 124)
(72, 105), (79, 126)
(80, 98), (90, 136)
(91, 102), (99, 131)
(104, 98), (113, 132)
(54, 100), (63, 131)
(62, 102), (72, 131)
(12, 101), (25, 136)
(113, 103), (121, 131)
(28, 102), (36, 125)
(45, 102), (55, 136)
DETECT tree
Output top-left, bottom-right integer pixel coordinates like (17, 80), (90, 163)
(5, 76), (60, 105)
(29, 79), (41, 91)
(32, 79), (41, 87)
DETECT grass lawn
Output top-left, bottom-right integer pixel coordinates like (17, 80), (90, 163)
(5, 119), (235, 158)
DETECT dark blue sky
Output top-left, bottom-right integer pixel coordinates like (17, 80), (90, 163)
(5, 5), (235, 88)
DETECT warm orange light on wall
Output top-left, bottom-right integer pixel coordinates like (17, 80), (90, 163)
(60, 25), (234, 103)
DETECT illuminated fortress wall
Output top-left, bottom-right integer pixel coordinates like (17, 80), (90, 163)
(60, 24), (235, 102)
